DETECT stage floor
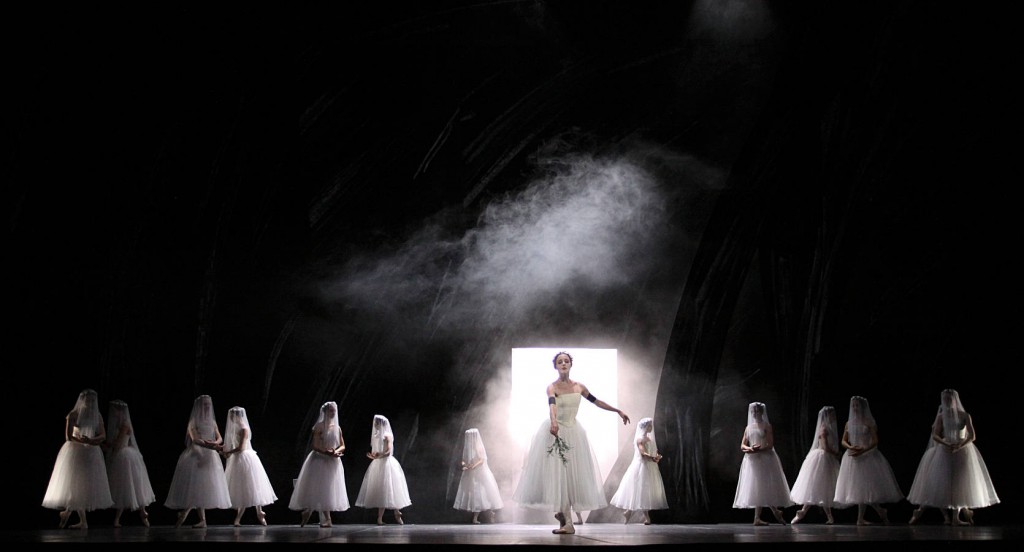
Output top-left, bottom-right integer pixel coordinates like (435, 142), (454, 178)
(5, 522), (1023, 548)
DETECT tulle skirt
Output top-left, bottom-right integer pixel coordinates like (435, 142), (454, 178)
(453, 463), (504, 512)
(355, 457), (412, 510)
(789, 449), (840, 506)
(512, 420), (607, 512)
(42, 441), (114, 511)
(107, 446), (156, 510)
(164, 445), (232, 509)
(610, 457), (669, 511)
(733, 450), (794, 508)
(225, 450), (278, 508)
(289, 451), (351, 512)
(833, 448), (903, 506)
(906, 443), (1000, 509)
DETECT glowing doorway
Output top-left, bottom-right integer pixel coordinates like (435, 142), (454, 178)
(509, 347), (619, 485)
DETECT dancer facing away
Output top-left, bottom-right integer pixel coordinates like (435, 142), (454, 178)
(221, 406), (278, 526)
(355, 414), (412, 525)
(42, 389), (114, 529)
(453, 428), (504, 524)
(732, 401), (793, 525)
(165, 394), (232, 528)
(907, 389), (999, 525)
(103, 399), (155, 527)
(789, 406), (840, 524)
(609, 417), (668, 525)
(833, 395), (903, 525)
(289, 401), (350, 528)
(512, 351), (631, 535)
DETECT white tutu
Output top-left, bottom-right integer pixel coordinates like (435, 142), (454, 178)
(164, 444), (232, 510)
(226, 450), (278, 508)
(355, 456), (412, 510)
(289, 451), (351, 512)
(609, 439), (668, 511)
(907, 442), (999, 509)
(833, 446), (903, 506)
(453, 461), (504, 512)
(789, 448), (839, 507)
(512, 393), (607, 512)
(42, 441), (114, 511)
(107, 445), (156, 510)
(733, 448), (794, 508)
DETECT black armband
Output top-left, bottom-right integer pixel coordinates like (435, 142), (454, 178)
(548, 396), (556, 405)
(586, 393), (598, 403)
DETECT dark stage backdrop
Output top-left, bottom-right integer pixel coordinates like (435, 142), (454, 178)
(6, 1), (1017, 530)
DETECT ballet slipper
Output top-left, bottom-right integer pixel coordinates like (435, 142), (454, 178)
(552, 525), (575, 534)
(113, 521), (122, 528)
(319, 521), (332, 528)
(193, 520), (207, 528)
(857, 519), (871, 526)
(58, 510), (70, 529)
(825, 517), (834, 525)
(753, 519), (769, 526)
(70, 521), (87, 530)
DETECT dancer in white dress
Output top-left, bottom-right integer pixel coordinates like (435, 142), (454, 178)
(732, 401), (793, 525)
(355, 414), (412, 525)
(103, 399), (155, 527)
(511, 351), (630, 535)
(609, 417), (668, 524)
(165, 394), (232, 528)
(790, 406), (840, 524)
(289, 401), (350, 528)
(222, 406), (278, 526)
(907, 389), (999, 525)
(833, 395), (902, 525)
(453, 428), (504, 524)
(42, 389), (114, 529)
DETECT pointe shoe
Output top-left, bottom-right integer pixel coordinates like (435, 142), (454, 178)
(554, 512), (566, 527)
(791, 510), (806, 525)
(257, 512), (267, 526)
(643, 513), (652, 526)
(141, 512), (150, 528)
(623, 511), (631, 525)
(193, 520), (207, 528)
(553, 524), (575, 534)
(394, 511), (404, 525)
(319, 521), (332, 528)
(962, 509), (975, 526)
(69, 521), (87, 530)
(113, 521), (122, 528)
(300, 510), (312, 528)
(825, 517), (834, 525)
(878, 507), (889, 525)
(575, 513), (584, 525)
(753, 519), (769, 526)
(175, 512), (187, 529)
(58, 510), (70, 529)
(857, 519), (871, 526)
(772, 508), (788, 525)
(909, 508), (924, 525)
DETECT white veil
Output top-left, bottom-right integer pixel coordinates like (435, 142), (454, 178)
(70, 389), (102, 439)
(462, 428), (486, 465)
(747, 401), (770, 427)
(223, 406), (251, 451)
(105, 399), (138, 450)
(808, 406), (838, 454)
(633, 417), (657, 460)
(847, 396), (876, 429)
(186, 394), (217, 446)
(933, 388), (966, 447)
(371, 414), (394, 454)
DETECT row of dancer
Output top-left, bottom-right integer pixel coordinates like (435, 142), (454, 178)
(734, 391), (999, 526)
